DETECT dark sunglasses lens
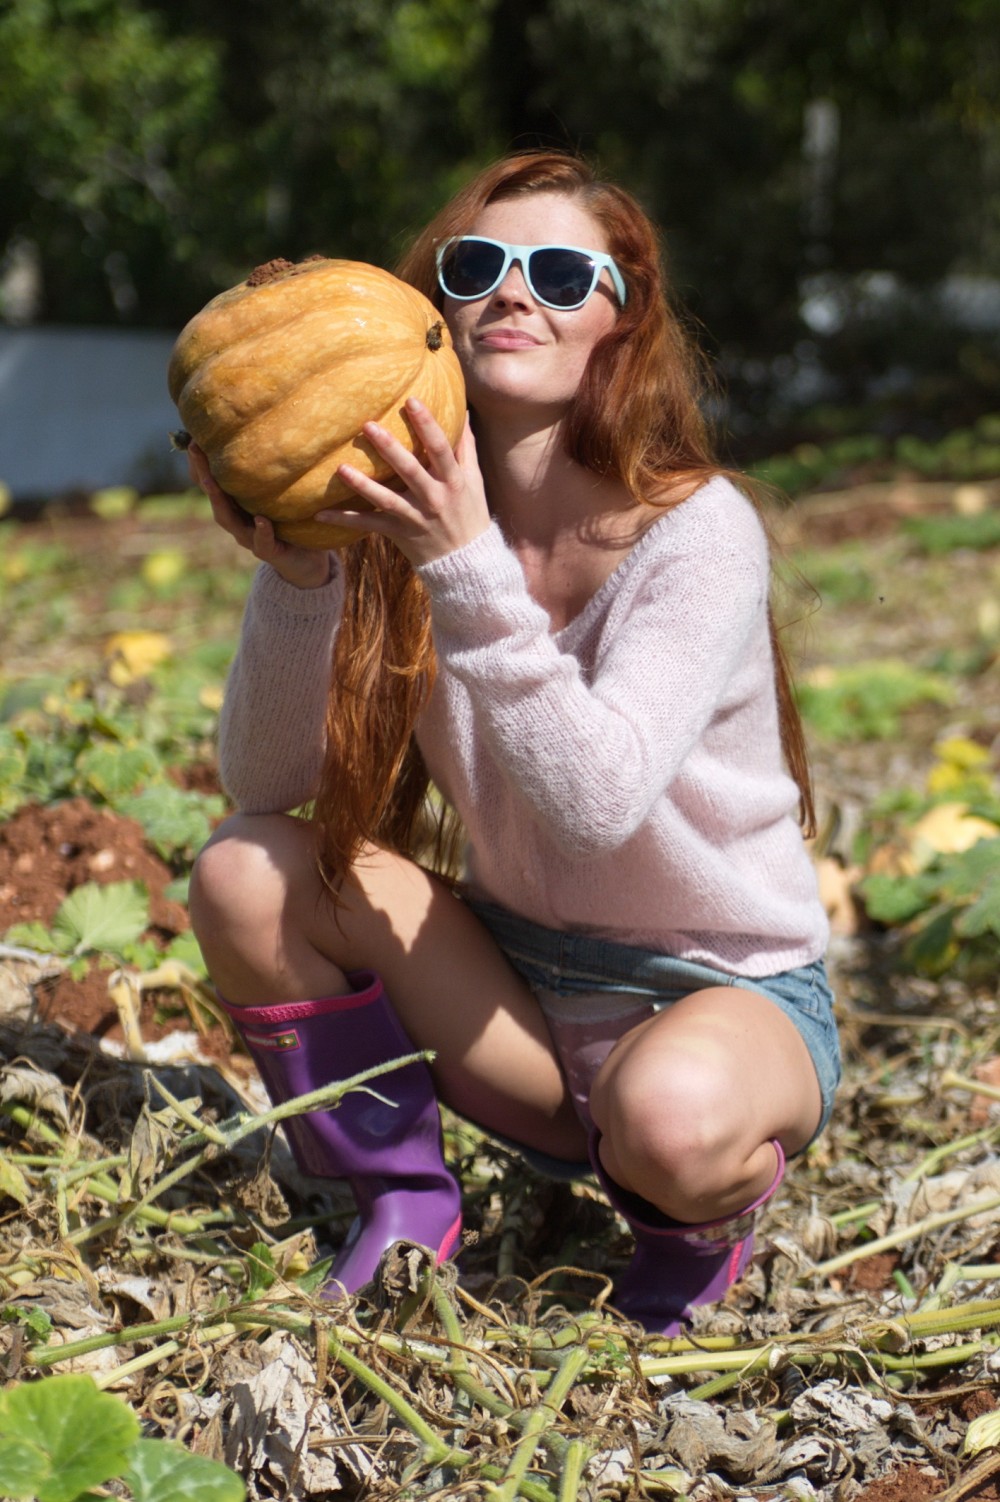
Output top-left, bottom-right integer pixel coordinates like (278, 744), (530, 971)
(441, 241), (506, 297)
(529, 248), (597, 307)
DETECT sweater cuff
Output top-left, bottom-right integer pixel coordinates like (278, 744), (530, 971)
(251, 556), (345, 619)
(415, 523), (530, 628)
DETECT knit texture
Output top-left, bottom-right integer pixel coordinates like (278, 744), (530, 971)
(218, 477), (829, 975)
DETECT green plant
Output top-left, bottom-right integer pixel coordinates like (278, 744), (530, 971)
(0, 1372), (244, 1502)
(3, 880), (201, 977)
(788, 545), (877, 606)
(0, 680), (226, 858)
(860, 835), (1000, 981)
(903, 510), (1000, 555)
(796, 659), (954, 741)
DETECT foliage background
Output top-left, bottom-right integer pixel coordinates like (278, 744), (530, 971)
(1, 0), (999, 457)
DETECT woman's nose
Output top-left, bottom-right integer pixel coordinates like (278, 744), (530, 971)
(490, 258), (533, 307)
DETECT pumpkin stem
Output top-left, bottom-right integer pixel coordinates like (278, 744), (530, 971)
(246, 254), (327, 287)
(426, 320), (445, 351)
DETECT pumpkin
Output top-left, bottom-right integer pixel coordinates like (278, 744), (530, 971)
(168, 256), (466, 549)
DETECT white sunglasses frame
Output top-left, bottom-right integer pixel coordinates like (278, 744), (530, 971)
(435, 235), (628, 310)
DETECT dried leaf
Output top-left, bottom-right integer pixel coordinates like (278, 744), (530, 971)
(119, 1105), (176, 1201)
(965, 1408), (1000, 1457)
(0, 1064), (72, 1131)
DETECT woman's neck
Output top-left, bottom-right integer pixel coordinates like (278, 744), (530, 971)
(473, 414), (636, 547)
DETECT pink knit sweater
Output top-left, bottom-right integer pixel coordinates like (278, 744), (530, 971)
(218, 476), (829, 976)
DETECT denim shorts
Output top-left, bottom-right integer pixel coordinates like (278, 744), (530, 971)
(463, 896), (841, 1146)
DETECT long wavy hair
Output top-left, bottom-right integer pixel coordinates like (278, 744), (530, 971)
(312, 150), (814, 885)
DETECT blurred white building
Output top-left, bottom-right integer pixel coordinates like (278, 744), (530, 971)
(0, 325), (188, 502)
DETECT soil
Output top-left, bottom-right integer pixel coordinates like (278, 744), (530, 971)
(0, 796), (208, 1044)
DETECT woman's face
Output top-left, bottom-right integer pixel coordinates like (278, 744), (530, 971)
(441, 191), (620, 422)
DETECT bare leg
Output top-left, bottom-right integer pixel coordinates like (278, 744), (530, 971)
(189, 811), (587, 1160)
(589, 986), (823, 1223)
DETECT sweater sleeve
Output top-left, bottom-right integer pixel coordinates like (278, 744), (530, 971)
(218, 561), (344, 813)
(416, 509), (770, 857)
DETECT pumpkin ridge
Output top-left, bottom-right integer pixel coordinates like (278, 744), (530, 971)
(176, 323), (429, 456)
(171, 262), (429, 375)
(205, 343), (434, 495)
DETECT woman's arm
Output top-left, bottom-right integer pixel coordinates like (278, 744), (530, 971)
(218, 563), (344, 812)
(186, 443), (344, 813)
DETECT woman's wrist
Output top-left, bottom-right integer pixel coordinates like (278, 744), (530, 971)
(271, 552), (334, 590)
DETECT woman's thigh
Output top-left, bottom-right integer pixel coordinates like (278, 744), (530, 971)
(192, 813), (586, 1158)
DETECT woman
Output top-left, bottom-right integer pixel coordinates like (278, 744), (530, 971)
(188, 150), (840, 1335)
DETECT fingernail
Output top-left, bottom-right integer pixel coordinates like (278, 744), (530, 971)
(406, 397), (425, 413)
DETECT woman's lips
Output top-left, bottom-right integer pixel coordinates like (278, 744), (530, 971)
(477, 329), (542, 349)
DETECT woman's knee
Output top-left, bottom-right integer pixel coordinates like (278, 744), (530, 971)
(189, 811), (314, 937)
(590, 1042), (748, 1202)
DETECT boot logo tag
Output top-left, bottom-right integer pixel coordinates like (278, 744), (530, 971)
(246, 1028), (301, 1051)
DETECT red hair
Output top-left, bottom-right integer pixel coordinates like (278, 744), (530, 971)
(312, 151), (813, 885)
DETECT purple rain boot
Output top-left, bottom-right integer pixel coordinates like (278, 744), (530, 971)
(218, 971), (462, 1296)
(589, 1131), (785, 1335)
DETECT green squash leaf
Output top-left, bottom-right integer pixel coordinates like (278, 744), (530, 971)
(76, 741), (162, 800)
(50, 881), (150, 958)
(123, 1438), (246, 1502)
(0, 1374), (139, 1502)
(0, 1436), (49, 1500)
(118, 783), (224, 861)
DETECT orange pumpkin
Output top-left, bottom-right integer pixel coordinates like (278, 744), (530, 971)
(168, 256), (466, 549)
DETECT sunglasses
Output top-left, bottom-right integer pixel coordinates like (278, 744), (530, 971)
(435, 235), (628, 311)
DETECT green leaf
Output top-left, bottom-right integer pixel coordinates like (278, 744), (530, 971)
(2, 919), (62, 954)
(117, 784), (224, 861)
(904, 511), (1000, 555)
(0, 1374), (139, 1502)
(904, 906), (960, 976)
(162, 929), (207, 975)
(858, 871), (940, 925)
(295, 1255), (334, 1295)
(76, 741), (162, 801)
(123, 1438), (246, 1502)
(244, 1241), (277, 1298)
(957, 892), (1000, 938)
(50, 881), (150, 958)
(935, 837), (1000, 901)
(0, 726), (29, 812)
(120, 936), (165, 971)
(797, 660), (953, 742)
(1, 1304), (54, 1340)
(0, 1150), (31, 1206)
(0, 1436), (48, 1500)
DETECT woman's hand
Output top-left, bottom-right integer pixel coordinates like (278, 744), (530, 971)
(317, 401), (489, 567)
(187, 444), (333, 590)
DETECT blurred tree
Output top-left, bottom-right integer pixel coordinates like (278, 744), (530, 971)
(1, 0), (997, 440)
(0, 0), (226, 324)
(472, 0), (1000, 436)
(0, 0), (499, 324)
(141, 0), (499, 267)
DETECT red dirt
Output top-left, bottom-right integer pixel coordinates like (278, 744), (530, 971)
(855, 1467), (947, 1501)
(0, 797), (223, 1048)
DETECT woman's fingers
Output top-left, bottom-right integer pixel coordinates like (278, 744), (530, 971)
(402, 396), (463, 475)
(320, 409), (488, 565)
(188, 443), (332, 588)
(189, 444), (255, 542)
